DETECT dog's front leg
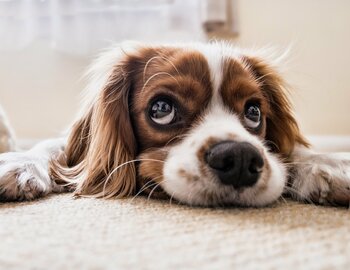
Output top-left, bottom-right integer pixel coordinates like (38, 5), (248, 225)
(287, 146), (350, 206)
(0, 138), (66, 201)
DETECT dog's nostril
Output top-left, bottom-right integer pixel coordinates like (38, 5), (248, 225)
(207, 155), (234, 172)
(206, 149), (235, 172)
(205, 141), (264, 188)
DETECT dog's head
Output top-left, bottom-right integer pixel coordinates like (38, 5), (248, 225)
(52, 42), (308, 207)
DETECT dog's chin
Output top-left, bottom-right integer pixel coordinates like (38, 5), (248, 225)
(160, 178), (285, 208)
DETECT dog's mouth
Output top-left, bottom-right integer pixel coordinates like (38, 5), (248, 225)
(136, 162), (283, 207)
(137, 164), (270, 207)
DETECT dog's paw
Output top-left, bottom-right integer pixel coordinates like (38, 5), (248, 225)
(290, 153), (350, 206)
(0, 152), (63, 201)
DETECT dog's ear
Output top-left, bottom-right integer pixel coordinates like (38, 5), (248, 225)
(51, 50), (138, 198)
(243, 56), (309, 157)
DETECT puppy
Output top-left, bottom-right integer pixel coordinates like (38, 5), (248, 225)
(0, 41), (349, 206)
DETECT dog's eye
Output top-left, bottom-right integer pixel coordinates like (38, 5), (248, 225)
(150, 99), (176, 125)
(244, 104), (261, 129)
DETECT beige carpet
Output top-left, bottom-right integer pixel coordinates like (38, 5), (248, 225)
(1, 194), (350, 270)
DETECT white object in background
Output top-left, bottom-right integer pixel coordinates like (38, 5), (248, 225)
(16, 136), (350, 154)
(0, 0), (216, 55)
(308, 135), (350, 153)
(201, 0), (227, 32)
(0, 105), (16, 153)
(201, 0), (238, 36)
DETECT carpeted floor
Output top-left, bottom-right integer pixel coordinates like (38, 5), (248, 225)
(1, 194), (349, 270)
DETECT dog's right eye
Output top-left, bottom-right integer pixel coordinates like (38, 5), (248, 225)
(149, 99), (176, 125)
(244, 103), (261, 129)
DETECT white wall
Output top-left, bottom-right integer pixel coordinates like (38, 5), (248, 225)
(232, 0), (350, 135)
(0, 42), (89, 139)
(0, 0), (349, 139)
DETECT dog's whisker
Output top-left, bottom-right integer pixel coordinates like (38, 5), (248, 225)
(143, 55), (181, 83)
(283, 186), (316, 205)
(279, 195), (289, 205)
(147, 180), (167, 201)
(102, 159), (165, 198)
(169, 191), (176, 205)
(130, 176), (163, 202)
(164, 134), (188, 147)
(143, 56), (161, 83)
(141, 72), (180, 93)
(158, 54), (181, 76)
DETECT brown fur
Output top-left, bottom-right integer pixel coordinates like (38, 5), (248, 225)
(51, 58), (137, 198)
(221, 58), (269, 138)
(242, 56), (309, 156)
(137, 148), (170, 199)
(131, 50), (212, 150)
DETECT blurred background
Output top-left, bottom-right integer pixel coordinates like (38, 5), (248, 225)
(0, 0), (349, 149)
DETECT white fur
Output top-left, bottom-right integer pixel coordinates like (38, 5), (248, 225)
(289, 146), (350, 205)
(0, 139), (65, 201)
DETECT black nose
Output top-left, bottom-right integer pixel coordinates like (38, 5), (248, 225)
(205, 141), (264, 188)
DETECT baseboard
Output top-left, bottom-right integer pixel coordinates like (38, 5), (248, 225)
(18, 136), (350, 153)
(307, 135), (350, 152)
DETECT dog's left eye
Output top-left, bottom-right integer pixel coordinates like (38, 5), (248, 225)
(244, 104), (261, 129)
(150, 99), (176, 125)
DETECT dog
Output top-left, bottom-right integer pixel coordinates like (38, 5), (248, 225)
(0, 41), (349, 207)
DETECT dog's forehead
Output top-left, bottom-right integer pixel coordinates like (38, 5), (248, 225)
(190, 44), (225, 93)
(134, 44), (252, 99)
(192, 45), (262, 106)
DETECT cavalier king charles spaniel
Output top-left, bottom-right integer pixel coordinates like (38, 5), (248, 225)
(0, 41), (349, 207)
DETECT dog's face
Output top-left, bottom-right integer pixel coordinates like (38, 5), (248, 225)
(52, 42), (308, 207)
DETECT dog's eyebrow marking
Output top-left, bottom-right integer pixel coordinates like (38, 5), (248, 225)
(143, 55), (181, 83)
(141, 72), (181, 93)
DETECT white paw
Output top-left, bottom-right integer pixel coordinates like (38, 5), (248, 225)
(0, 152), (63, 201)
(290, 153), (350, 206)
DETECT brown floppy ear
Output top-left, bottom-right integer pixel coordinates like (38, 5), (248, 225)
(51, 56), (137, 198)
(243, 56), (309, 157)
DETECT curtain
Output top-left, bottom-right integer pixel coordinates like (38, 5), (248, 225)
(0, 0), (230, 55)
